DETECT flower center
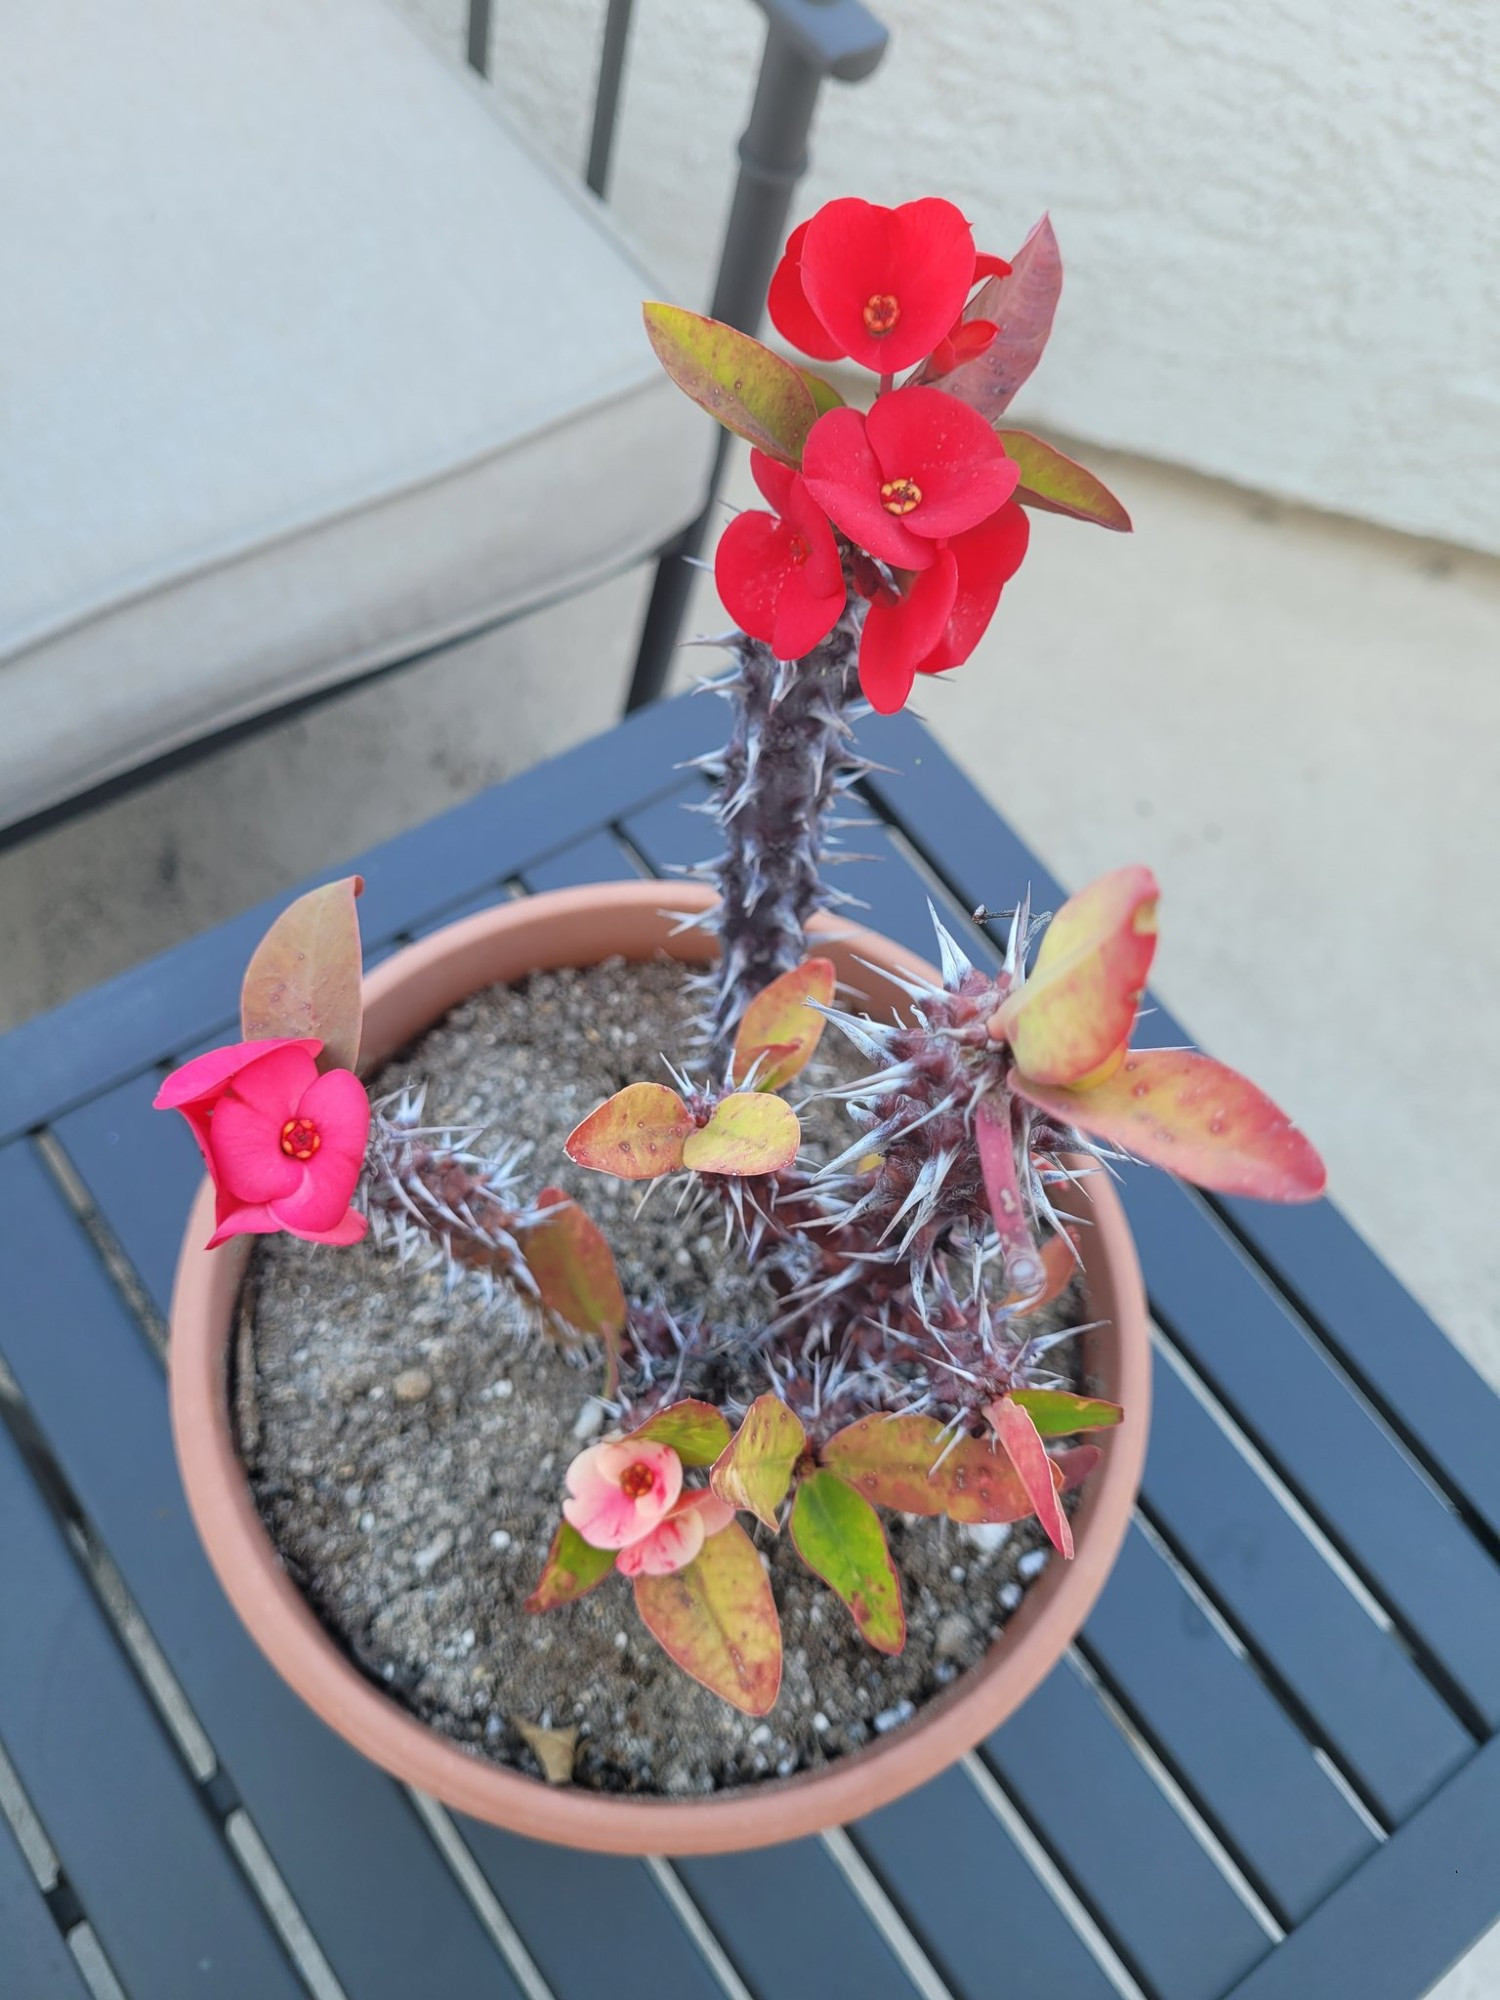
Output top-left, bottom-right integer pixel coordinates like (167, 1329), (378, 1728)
(279, 1115), (321, 1161)
(862, 292), (901, 335)
(880, 476), (923, 515)
(787, 532), (809, 567)
(619, 1461), (656, 1501)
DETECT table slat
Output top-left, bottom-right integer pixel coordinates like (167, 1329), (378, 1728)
(0, 1141), (529, 2000)
(853, 1763), (1118, 1999)
(1124, 1168), (1500, 1732)
(1142, 1355), (1472, 1826)
(0, 1810), (94, 2000)
(0, 1418), (303, 2000)
(1083, 1524), (1374, 1924)
(522, 827), (646, 892)
(987, 1654), (1272, 2000)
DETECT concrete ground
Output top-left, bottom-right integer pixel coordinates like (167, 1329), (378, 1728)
(3, 442), (1498, 1992)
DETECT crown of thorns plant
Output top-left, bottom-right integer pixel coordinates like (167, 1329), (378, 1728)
(157, 197), (1324, 1715)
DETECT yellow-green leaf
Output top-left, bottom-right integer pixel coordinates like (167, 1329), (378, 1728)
(565, 1082), (693, 1180)
(800, 369), (846, 416)
(630, 1399), (733, 1468)
(790, 1470), (906, 1654)
(997, 429), (1132, 532)
(731, 959), (837, 1091)
(711, 1395), (806, 1529)
(525, 1520), (616, 1612)
(633, 1520), (782, 1714)
(681, 1092), (800, 1176)
(240, 876), (365, 1073)
(643, 302), (819, 464)
(1009, 1389), (1123, 1435)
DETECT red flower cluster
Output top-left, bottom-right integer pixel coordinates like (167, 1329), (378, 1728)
(156, 1038), (370, 1248)
(719, 198), (1029, 713)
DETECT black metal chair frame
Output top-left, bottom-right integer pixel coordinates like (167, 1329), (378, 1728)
(3, 0), (886, 852)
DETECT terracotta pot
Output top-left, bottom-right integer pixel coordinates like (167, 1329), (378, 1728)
(169, 880), (1150, 1855)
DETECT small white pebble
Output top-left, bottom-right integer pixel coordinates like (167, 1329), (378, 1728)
(749, 1724), (772, 1746)
(461, 1629), (476, 1652)
(963, 1521), (1013, 1555)
(949, 1564), (967, 1582)
(813, 1712), (830, 1732)
(489, 1529), (512, 1551)
(413, 1530), (454, 1576)
(572, 1400), (606, 1441)
(614, 1631), (629, 1650)
(674, 1246), (694, 1268)
(873, 1701), (915, 1735)
(1018, 1549), (1050, 1580)
(485, 1714), (503, 1740)
(381, 1663), (395, 1682)
(489, 1378), (514, 1400)
(998, 1581), (1024, 1611)
(934, 1661), (958, 1686)
(359, 1511), (374, 1532)
(776, 1756), (797, 1777)
(392, 1367), (433, 1404)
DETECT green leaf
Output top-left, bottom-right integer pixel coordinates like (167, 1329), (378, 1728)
(633, 1520), (782, 1714)
(565, 1082), (693, 1180)
(800, 369), (845, 416)
(790, 1470), (906, 1654)
(731, 959), (836, 1092)
(681, 1092), (800, 1176)
(996, 428), (1131, 532)
(1009, 1389), (1123, 1435)
(520, 1189), (625, 1395)
(525, 1520), (616, 1612)
(711, 1394), (806, 1529)
(631, 1399), (733, 1468)
(240, 876), (365, 1073)
(643, 303), (819, 464)
(988, 1396), (1074, 1557)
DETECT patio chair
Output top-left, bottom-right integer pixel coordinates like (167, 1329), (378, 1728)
(0, 0), (885, 843)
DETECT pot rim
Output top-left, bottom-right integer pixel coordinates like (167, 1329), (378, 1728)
(168, 880), (1150, 1853)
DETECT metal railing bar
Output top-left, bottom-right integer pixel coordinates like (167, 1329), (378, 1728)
(586, 0), (636, 198)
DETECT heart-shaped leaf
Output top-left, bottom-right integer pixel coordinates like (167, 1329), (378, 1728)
(565, 1082), (694, 1179)
(731, 959), (837, 1091)
(991, 866), (1158, 1087)
(1014, 1048), (1327, 1201)
(928, 214), (1063, 419)
(525, 1520), (617, 1612)
(998, 429), (1131, 532)
(988, 1396), (1074, 1557)
(790, 1469), (906, 1654)
(711, 1395), (806, 1529)
(1009, 1389), (1123, 1435)
(521, 1189), (625, 1394)
(681, 1092), (800, 1176)
(633, 1520), (782, 1714)
(241, 876), (365, 1074)
(630, 1399), (733, 1468)
(643, 303), (819, 464)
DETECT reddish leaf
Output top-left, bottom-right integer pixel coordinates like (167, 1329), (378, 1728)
(940, 1433), (1045, 1525)
(998, 429), (1131, 532)
(681, 1092), (800, 1176)
(1010, 1389), (1123, 1435)
(525, 1520), (616, 1612)
(731, 959), (837, 1091)
(565, 1082), (693, 1180)
(989, 1396), (1074, 1557)
(974, 1098), (1048, 1300)
(1014, 1049), (1327, 1201)
(1052, 1443), (1103, 1491)
(633, 1520), (782, 1714)
(643, 303), (819, 464)
(630, 1399), (733, 1468)
(790, 1469), (906, 1654)
(820, 1413), (953, 1515)
(711, 1395), (806, 1530)
(240, 877), (364, 1074)
(930, 214), (1063, 419)
(991, 866), (1158, 1087)
(520, 1189), (625, 1395)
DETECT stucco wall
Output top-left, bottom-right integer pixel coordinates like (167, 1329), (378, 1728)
(468, 0), (1500, 555)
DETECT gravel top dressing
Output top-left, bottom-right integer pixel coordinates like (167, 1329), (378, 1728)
(240, 955), (1084, 1797)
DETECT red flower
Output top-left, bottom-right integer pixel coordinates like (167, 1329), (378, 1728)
(155, 1038), (370, 1248)
(715, 451), (845, 659)
(858, 553), (958, 714)
(801, 386), (1018, 569)
(780, 198), (977, 374)
(914, 500), (1031, 677)
(767, 220), (844, 362)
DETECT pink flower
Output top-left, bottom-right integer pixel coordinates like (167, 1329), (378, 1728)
(563, 1438), (683, 1549)
(801, 387), (1018, 570)
(155, 1038), (370, 1249)
(615, 1491), (737, 1578)
(714, 451), (846, 659)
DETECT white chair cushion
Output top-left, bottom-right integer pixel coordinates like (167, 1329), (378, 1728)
(0, 0), (710, 826)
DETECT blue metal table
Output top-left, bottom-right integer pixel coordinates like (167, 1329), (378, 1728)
(2, 693), (1497, 1999)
